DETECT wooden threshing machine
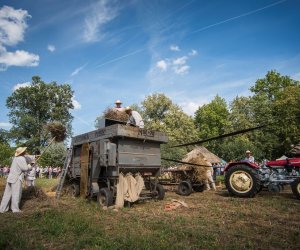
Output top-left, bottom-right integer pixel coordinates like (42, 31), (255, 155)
(67, 119), (168, 206)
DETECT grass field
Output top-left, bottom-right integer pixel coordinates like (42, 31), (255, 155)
(0, 178), (299, 250)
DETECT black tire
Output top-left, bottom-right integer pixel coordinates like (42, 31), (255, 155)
(225, 165), (261, 198)
(153, 183), (165, 200)
(177, 180), (193, 196)
(193, 184), (205, 192)
(291, 178), (300, 200)
(97, 188), (113, 207)
(70, 183), (80, 197)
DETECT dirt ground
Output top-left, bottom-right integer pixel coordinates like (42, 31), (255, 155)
(0, 178), (299, 249)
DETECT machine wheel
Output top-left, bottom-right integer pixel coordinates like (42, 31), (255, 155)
(97, 188), (113, 207)
(153, 183), (165, 200)
(177, 180), (193, 196)
(225, 165), (261, 198)
(291, 178), (300, 200)
(193, 184), (205, 192)
(69, 183), (80, 197)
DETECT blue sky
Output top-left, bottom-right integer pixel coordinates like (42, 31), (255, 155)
(0, 0), (300, 136)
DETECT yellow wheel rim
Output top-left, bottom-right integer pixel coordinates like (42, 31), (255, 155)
(229, 171), (253, 193)
(297, 182), (300, 194)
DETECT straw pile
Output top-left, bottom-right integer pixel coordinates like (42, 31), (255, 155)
(181, 147), (215, 182)
(104, 108), (128, 122)
(46, 121), (67, 142)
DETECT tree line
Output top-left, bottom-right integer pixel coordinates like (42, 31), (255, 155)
(1, 70), (299, 166)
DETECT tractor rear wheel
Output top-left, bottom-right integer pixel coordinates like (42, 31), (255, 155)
(225, 165), (261, 198)
(291, 178), (300, 200)
(177, 180), (193, 196)
(97, 188), (113, 207)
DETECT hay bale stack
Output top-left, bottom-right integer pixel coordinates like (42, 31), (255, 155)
(182, 146), (218, 182)
(104, 108), (128, 122)
(46, 121), (67, 142)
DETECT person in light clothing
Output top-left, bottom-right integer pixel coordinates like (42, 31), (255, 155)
(125, 107), (144, 128)
(26, 160), (36, 187)
(113, 100), (125, 112)
(245, 150), (255, 163)
(0, 147), (32, 213)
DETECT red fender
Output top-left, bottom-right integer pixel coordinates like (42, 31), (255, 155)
(224, 160), (260, 172)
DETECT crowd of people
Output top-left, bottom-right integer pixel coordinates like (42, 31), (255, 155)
(0, 165), (62, 180)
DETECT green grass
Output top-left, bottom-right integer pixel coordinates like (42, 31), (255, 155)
(0, 178), (299, 249)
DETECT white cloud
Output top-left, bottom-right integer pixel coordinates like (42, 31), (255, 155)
(0, 6), (30, 46)
(72, 96), (82, 110)
(156, 60), (168, 71)
(174, 65), (190, 75)
(179, 101), (208, 116)
(47, 44), (55, 52)
(83, 0), (119, 42)
(0, 6), (39, 70)
(71, 63), (87, 76)
(0, 49), (39, 70)
(13, 81), (30, 91)
(292, 72), (300, 81)
(170, 45), (180, 51)
(173, 56), (188, 65)
(0, 122), (11, 128)
(189, 49), (198, 56)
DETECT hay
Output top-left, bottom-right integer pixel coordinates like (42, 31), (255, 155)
(104, 108), (128, 122)
(46, 121), (67, 142)
(182, 147), (213, 182)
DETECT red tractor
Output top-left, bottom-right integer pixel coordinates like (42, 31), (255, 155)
(224, 157), (300, 199)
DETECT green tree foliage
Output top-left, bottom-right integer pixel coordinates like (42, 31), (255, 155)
(38, 142), (67, 167)
(0, 143), (14, 165)
(194, 95), (231, 157)
(250, 70), (300, 158)
(6, 76), (74, 153)
(0, 129), (11, 145)
(141, 93), (198, 165)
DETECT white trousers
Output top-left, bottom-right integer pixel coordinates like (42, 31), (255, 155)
(26, 179), (35, 187)
(0, 180), (23, 213)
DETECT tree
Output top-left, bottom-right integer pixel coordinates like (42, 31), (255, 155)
(38, 142), (67, 167)
(6, 76), (74, 153)
(194, 95), (231, 156)
(250, 70), (300, 158)
(0, 143), (14, 165)
(142, 93), (198, 165)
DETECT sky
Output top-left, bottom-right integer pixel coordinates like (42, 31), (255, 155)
(0, 0), (300, 136)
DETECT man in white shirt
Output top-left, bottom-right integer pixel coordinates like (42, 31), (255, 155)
(0, 147), (32, 213)
(245, 150), (255, 163)
(125, 107), (144, 128)
(113, 100), (125, 112)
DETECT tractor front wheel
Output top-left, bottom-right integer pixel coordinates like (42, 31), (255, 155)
(225, 165), (261, 198)
(291, 178), (300, 200)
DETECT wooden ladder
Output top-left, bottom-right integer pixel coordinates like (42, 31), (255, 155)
(55, 148), (73, 199)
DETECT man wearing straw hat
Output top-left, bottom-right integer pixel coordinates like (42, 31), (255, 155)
(125, 106), (144, 128)
(113, 100), (125, 112)
(0, 147), (32, 213)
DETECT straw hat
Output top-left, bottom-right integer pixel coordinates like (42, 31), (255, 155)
(115, 100), (122, 104)
(125, 106), (132, 112)
(15, 147), (27, 156)
(246, 150), (251, 154)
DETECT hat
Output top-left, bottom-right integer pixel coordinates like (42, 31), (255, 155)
(125, 106), (132, 112)
(246, 150), (251, 154)
(15, 147), (27, 156)
(115, 100), (122, 104)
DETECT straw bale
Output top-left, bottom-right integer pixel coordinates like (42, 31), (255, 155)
(104, 108), (128, 122)
(46, 121), (67, 142)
